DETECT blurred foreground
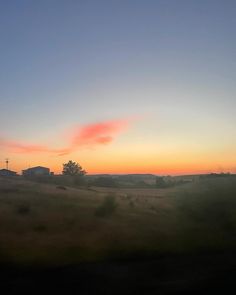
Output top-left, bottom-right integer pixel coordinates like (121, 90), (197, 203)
(0, 175), (236, 294)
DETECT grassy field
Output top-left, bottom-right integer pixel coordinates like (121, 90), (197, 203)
(0, 175), (236, 267)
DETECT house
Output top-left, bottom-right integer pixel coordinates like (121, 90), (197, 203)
(0, 169), (17, 177)
(22, 166), (50, 177)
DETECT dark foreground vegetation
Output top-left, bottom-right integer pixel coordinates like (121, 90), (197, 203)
(0, 175), (236, 294)
(1, 251), (236, 295)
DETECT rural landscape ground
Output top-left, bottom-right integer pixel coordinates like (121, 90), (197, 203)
(0, 174), (236, 294)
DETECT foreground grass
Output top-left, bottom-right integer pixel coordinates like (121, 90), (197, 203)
(0, 176), (236, 267)
(173, 177), (236, 250)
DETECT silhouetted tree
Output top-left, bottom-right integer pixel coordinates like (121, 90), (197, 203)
(62, 160), (86, 176)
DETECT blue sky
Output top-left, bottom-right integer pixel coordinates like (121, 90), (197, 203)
(0, 0), (235, 173)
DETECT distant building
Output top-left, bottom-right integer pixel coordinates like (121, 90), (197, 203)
(0, 169), (17, 177)
(22, 166), (50, 177)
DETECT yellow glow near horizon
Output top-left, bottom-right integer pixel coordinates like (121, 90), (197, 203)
(7, 142), (236, 176)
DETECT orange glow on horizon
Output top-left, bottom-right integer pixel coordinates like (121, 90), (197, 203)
(3, 126), (236, 176)
(10, 157), (236, 176)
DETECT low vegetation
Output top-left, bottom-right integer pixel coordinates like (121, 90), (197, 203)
(0, 175), (235, 267)
(95, 195), (118, 217)
(174, 177), (236, 250)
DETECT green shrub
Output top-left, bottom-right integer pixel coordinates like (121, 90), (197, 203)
(95, 195), (118, 217)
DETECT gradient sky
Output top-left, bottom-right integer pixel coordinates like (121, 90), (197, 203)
(0, 0), (236, 175)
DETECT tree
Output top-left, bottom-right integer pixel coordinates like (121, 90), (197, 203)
(62, 160), (86, 176)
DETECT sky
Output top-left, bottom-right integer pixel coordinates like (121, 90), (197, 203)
(0, 0), (236, 175)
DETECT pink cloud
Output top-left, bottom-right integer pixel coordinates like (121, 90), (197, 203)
(0, 117), (136, 156)
(0, 139), (70, 155)
(0, 140), (49, 153)
(69, 118), (131, 148)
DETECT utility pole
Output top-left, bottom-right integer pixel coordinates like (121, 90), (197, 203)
(5, 158), (9, 170)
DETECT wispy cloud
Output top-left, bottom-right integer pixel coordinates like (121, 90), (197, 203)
(0, 138), (70, 155)
(0, 140), (48, 153)
(69, 118), (131, 147)
(0, 117), (136, 156)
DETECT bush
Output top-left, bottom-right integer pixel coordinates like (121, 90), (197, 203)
(16, 203), (31, 215)
(95, 195), (118, 217)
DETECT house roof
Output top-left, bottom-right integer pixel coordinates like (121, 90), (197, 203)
(23, 166), (49, 171)
(0, 169), (17, 173)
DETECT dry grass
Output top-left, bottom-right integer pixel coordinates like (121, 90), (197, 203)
(0, 176), (236, 267)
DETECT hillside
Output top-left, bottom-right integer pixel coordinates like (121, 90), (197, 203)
(1, 176), (236, 293)
(1, 175), (236, 266)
